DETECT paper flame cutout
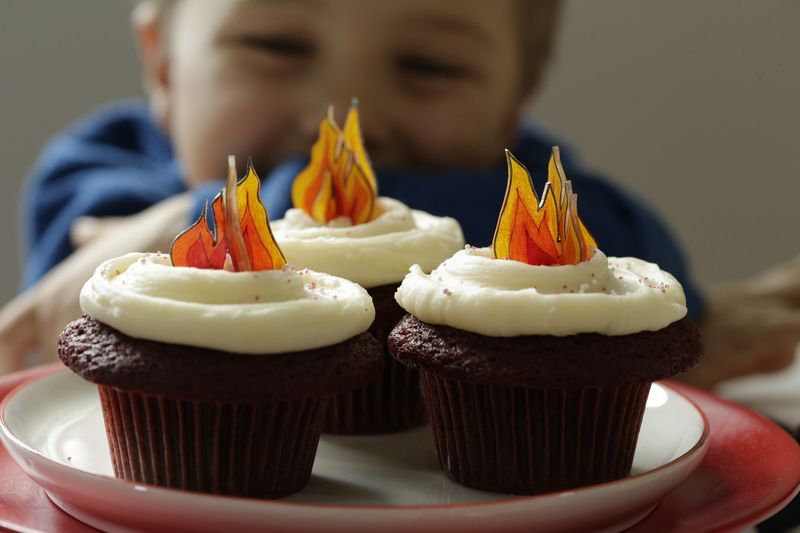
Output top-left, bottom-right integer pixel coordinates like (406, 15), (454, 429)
(171, 156), (286, 271)
(291, 101), (378, 225)
(492, 147), (597, 266)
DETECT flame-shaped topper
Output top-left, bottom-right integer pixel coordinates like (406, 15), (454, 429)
(171, 156), (286, 271)
(291, 100), (378, 225)
(492, 147), (597, 266)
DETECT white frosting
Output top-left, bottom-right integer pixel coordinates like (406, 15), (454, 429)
(395, 247), (687, 336)
(272, 197), (464, 288)
(80, 253), (374, 353)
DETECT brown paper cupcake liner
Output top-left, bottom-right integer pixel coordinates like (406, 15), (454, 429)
(419, 372), (651, 495)
(325, 285), (425, 435)
(324, 352), (425, 434)
(98, 386), (325, 499)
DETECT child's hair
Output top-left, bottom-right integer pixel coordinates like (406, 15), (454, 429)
(139, 0), (562, 90)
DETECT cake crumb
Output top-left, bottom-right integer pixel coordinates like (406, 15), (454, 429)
(254, 295), (261, 301)
(443, 288), (452, 296)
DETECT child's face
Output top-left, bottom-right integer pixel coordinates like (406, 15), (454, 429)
(142, 0), (532, 185)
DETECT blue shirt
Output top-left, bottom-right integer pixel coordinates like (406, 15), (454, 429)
(22, 100), (704, 320)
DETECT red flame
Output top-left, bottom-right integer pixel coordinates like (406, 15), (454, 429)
(171, 157), (286, 271)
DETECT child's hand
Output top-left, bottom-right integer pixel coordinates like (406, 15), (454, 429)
(71, 216), (128, 248)
(0, 193), (194, 372)
(680, 257), (800, 388)
(0, 290), (37, 374)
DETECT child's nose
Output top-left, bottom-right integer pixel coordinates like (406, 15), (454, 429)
(299, 101), (389, 160)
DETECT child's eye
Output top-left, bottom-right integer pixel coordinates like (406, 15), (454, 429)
(239, 35), (313, 57)
(397, 55), (470, 79)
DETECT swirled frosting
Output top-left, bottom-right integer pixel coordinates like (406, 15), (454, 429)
(395, 247), (687, 336)
(271, 197), (464, 288)
(80, 253), (374, 353)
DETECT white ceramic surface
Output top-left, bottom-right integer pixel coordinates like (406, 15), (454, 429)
(0, 371), (708, 533)
(717, 351), (800, 427)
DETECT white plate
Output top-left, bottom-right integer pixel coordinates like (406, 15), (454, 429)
(0, 371), (708, 533)
(717, 350), (800, 426)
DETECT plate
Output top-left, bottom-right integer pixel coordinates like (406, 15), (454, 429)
(0, 370), (707, 533)
(0, 366), (797, 533)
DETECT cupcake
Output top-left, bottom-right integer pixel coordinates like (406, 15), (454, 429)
(57, 158), (382, 498)
(388, 148), (702, 494)
(272, 102), (464, 434)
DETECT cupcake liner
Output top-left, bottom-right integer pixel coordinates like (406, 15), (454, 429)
(324, 285), (425, 434)
(419, 372), (651, 494)
(324, 351), (425, 434)
(98, 386), (326, 498)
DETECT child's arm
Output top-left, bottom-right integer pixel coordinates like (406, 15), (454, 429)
(0, 192), (193, 371)
(21, 102), (184, 290)
(0, 102), (194, 371)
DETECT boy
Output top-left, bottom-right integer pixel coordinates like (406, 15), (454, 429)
(1, 0), (797, 388)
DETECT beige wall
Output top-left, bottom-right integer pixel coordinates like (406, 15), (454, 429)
(533, 1), (800, 285)
(0, 1), (141, 305)
(1, 0), (798, 309)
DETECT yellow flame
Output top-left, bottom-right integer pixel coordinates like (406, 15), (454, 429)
(291, 101), (378, 224)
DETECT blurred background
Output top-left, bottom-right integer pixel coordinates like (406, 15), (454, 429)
(0, 0), (798, 307)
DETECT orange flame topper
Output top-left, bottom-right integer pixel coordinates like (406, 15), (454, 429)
(492, 147), (597, 266)
(170, 156), (286, 271)
(291, 101), (378, 225)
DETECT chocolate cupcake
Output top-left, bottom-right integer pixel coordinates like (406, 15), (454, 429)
(388, 149), (703, 494)
(59, 252), (380, 498)
(389, 311), (700, 493)
(58, 158), (383, 498)
(272, 103), (464, 434)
